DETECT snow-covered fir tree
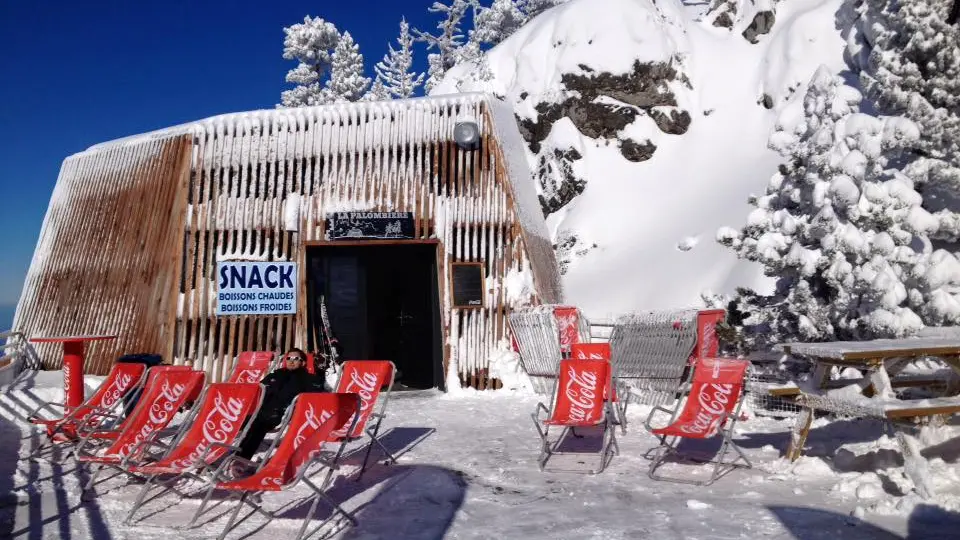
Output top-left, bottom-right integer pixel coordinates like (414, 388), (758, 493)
(414, 0), (474, 91)
(279, 16), (340, 108)
(848, 0), (960, 236)
(374, 18), (425, 99)
(718, 65), (960, 349)
(363, 78), (391, 101)
(473, 0), (527, 47)
(325, 31), (371, 103)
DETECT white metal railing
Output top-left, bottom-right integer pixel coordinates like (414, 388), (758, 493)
(1, 330), (42, 387)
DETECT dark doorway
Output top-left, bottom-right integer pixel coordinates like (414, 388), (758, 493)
(306, 242), (444, 390)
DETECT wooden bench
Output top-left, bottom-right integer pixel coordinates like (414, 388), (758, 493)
(770, 375), (949, 399)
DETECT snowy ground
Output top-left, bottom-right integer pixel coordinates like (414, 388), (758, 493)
(3, 371), (960, 539)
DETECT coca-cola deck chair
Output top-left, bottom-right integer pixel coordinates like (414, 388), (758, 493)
(532, 358), (618, 474)
(26, 362), (147, 460)
(643, 357), (752, 486)
(570, 343), (628, 434)
(121, 382), (265, 524)
(72, 368), (205, 466)
(194, 392), (361, 540)
(229, 351), (275, 383)
(328, 360), (396, 477)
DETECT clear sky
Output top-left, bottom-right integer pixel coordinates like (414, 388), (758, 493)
(0, 0), (437, 307)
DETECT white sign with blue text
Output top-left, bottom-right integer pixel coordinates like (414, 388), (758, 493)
(216, 262), (298, 316)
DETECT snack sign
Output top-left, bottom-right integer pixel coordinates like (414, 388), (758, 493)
(216, 262), (297, 315)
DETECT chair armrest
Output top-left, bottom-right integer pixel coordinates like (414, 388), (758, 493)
(26, 400), (66, 422)
(643, 405), (678, 432)
(197, 441), (243, 466)
(121, 439), (171, 467)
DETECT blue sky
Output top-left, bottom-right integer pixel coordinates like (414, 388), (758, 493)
(0, 0), (438, 307)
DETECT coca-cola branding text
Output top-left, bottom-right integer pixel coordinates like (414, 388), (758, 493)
(565, 366), (600, 423)
(119, 380), (188, 457)
(332, 368), (379, 438)
(680, 383), (733, 436)
(171, 392), (245, 469)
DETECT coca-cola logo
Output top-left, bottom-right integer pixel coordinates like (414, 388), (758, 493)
(292, 404), (332, 448)
(680, 383), (733, 436)
(63, 362), (72, 405)
(701, 322), (717, 357)
(101, 373), (134, 408)
(332, 369), (378, 438)
(119, 380), (188, 457)
(556, 311), (579, 350)
(235, 369), (263, 384)
(171, 392), (244, 469)
(565, 366), (599, 423)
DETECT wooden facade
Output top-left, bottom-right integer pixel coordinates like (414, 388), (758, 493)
(14, 93), (562, 390)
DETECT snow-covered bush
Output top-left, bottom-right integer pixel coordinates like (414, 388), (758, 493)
(719, 65), (960, 349)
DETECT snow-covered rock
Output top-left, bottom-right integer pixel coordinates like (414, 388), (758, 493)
(434, 0), (848, 316)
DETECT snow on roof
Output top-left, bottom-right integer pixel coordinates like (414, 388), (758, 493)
(74, 92), (549, 246)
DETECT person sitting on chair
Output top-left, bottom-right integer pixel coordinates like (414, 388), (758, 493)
(234, 347), (324, 463)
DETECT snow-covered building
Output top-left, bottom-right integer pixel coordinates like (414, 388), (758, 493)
(14, 93), (562, 391)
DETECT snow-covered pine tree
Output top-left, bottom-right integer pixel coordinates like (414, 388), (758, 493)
(718, 65), (960, 349)
(473, 0), (527, 47)
(851, 0), (960, 236)
(414, 0), (475, 92)
(374, 18), (426, 99)
(325, 31), (371, 103)
(279, 16), (340, 108)
(363, 79), (391, 102)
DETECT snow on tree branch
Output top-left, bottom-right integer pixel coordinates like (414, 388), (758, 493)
(374, 18), (426, 99)
(718, 65), (960, 349)
(279, 16), (340, 108)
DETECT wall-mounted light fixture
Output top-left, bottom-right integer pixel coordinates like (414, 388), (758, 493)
(454, 116), (480, 150)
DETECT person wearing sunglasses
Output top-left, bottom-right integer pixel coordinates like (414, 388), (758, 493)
(234, 347), (325, 462)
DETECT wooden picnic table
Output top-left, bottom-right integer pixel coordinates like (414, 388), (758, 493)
(776, 337), (960, 499)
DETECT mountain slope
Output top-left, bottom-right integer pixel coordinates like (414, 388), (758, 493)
(434, 0), (849, 318)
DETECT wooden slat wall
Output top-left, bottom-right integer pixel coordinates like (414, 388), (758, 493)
(13, 135), (192, 374)
(15, 94), (557, 389)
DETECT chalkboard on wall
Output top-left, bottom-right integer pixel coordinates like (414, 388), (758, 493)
(452, 262), (484, 309)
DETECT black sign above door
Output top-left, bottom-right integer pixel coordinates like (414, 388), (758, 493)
(326, 212), (415, 240)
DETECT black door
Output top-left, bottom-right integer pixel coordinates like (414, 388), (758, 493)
(306, 243), (442, 389)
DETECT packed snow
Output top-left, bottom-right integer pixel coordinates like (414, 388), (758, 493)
(3, 370), (960, 539)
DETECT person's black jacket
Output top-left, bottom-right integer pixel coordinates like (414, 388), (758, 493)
(259, 367), (325, 423)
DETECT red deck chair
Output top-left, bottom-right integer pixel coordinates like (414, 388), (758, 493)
(73, 369), (205, 471)
(66, 365), (194, 456)
(643, 357), (752, 486)
(195, 392), (360, 540)
(228, 351), (275, 383)
(26, 362), (147, 460)
(532, 358), (618, 474)
(327, 360), (396, 476)
(120, 382), (265, 524)
(570, 343), (628, 434)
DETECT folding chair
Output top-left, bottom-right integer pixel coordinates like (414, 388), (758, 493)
(228, 351), (275, 383)
(570, 343), (628, 434)
(26, 362), (147, 460)
(121, 382), (265, 524)
(73, 368), (205, 468)
(644, 357), (752, 486)
(532, 358), (618, 474)
(197, 392), (361, 540)
(326, 360), (396, 476)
